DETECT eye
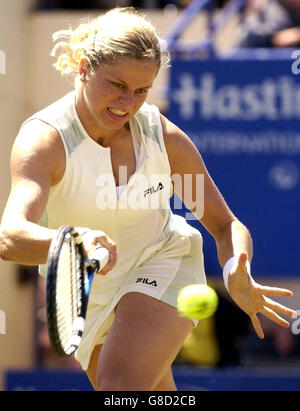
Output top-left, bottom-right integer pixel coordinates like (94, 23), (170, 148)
(110, 81), (124, 89)
(136, 88), (148, 95)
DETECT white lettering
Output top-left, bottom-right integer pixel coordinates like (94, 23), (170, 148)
(291, 310), (300, 335)
(127, 173), (147, 210)
(291, 50), (300, 75)
(216, 85), (241, 119)
(0, 310), (6, 335)
(242, 85), (261, 120)
(189, 131), (300, 155)
(0, 50), (5, 74)
(183, 173), (204, 220)
(278, 77), (294, 118)
(198, 73), (215, 119)
(95, 169), (204, 215)
(261, 80), (277, 120)
(171, 72), (300, 121)
(172, 74), (199, 119)
(95, 174), (116, 209)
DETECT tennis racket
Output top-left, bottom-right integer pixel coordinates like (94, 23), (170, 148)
(46, 225), (109, 357)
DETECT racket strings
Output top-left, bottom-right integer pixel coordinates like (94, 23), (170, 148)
(56, 237), (82, 353)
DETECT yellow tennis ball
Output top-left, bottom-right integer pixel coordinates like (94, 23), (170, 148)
(177, 284), (218, 320)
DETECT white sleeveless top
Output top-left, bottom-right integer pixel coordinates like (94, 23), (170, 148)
(21, 91), (182, 282)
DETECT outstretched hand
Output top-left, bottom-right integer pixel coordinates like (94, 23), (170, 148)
(227, 253), (297, 339)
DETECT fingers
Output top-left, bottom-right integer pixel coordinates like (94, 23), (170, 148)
(100, 249), (117, 275)
(263, 296), (297, 319)
(236, 253), (248, 272)
(82, 230), (118, 275)
(251, 295), (296, 336)
(92, 236), (117, 275)
(238, 252), (247, 266)
(261, 306), (290, 328)
(257, 290), (297, 330)
(259, 285), (293, 298)
(91, 244), (117, 275)
(250, 314), (264, 339)
(230, 265), (297, 337)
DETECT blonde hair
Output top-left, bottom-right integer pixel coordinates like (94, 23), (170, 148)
(51, 7), (169, 87)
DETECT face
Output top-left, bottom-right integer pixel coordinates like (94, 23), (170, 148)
(79, 57), (159, 134)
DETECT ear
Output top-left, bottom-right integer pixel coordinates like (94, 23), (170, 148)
(79, 58), (88, 83)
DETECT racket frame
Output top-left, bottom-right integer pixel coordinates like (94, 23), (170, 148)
(46, 225), (100, 357)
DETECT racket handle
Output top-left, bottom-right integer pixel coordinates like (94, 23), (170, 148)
(89, 246), (110, 270)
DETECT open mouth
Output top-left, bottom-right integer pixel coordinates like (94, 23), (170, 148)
(108, 107), (128, 117)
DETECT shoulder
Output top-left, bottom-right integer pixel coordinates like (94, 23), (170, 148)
(16, 119), (60, 149)
(12, 119), (65, 185)
(160, 114), (199, 152)
(160, 114), (203, 173)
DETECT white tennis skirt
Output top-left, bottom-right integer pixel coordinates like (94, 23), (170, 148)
(75, 215), (206, 371)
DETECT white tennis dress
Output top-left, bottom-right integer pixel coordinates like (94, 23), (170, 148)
(22, 91), (206, 370)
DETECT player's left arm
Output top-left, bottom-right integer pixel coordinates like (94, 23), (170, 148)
(161, 115), (251, 265)
(161, 115), (297, 338)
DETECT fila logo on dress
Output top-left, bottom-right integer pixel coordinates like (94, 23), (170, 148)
(136, 278), (158, 287)
(144, 182), (164, 198)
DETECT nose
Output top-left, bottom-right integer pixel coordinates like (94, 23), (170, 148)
(119, 90), (135, 107)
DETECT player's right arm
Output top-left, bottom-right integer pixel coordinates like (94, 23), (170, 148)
(0, 120), (118, 271)
(0, 120), (65, 265)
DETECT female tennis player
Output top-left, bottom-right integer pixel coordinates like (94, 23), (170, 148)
(0, 7), (296, 390)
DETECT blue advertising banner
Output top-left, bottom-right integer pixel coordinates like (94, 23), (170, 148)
(167, 53), (300, 277)
(5, 367), (300, 391)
